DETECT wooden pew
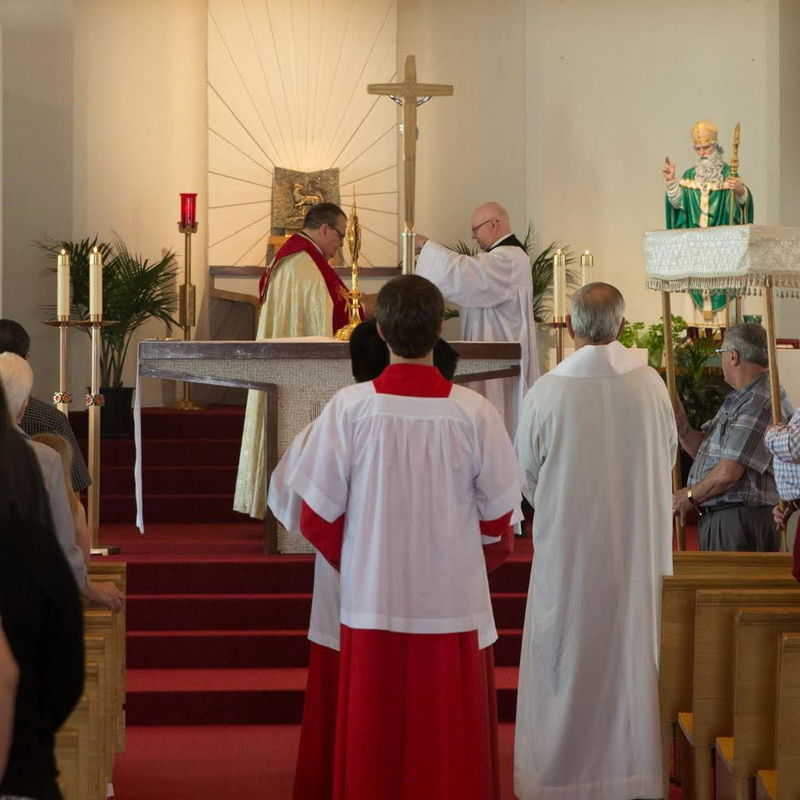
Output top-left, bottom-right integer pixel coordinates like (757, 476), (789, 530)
(84, 609), (118, 781)
(84, 634), (109, 800)
(88, 561), (127, 752)
(716, 616), (800, 800)
(55, 728), (79, 799)
(57, 694), (91, 800)
(673, 552), (793, 576)
(756, 633), (800, 800)
(660, 575), (800, 800)
(690, 590), (800, 800)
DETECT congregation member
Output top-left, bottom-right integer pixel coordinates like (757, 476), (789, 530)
(415, 201), (539, 435)
(0, 319), (91, 493)
(0, 381), (85, 800)
(0, 353), (122, 611)
(514, 283), (676, 800)
(270, 319), (466, 800)
(765, 408), (800, 577)
(0, 623), (16, 785)
(270, 276), (520, 799)
(673, 323), (793, 551)
(235, 202), (363, 519)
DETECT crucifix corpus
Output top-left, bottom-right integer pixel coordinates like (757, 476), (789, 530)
(368, 54), (453, 274)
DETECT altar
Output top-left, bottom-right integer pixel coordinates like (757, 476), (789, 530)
(136, 338), (522, 552)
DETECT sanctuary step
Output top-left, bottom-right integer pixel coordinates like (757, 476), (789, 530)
(115, 531), (533, 727)
(72, 406), (249, 524)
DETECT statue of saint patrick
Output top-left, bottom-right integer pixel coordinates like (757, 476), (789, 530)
(662, 120), (754, 315)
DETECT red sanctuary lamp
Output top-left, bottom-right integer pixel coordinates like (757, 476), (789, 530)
(174, 192), (202, 410)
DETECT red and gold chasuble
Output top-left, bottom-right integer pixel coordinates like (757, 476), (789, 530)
(258, 233), (350, 332)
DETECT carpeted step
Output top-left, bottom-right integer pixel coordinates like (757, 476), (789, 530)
(103, 465), (238, 496)
(101, 493), (245, 525)
(127, 594), (313, 631)
(127, 628), (522, 669)
(82, 438), (243, 467)
(126, 556), (529, 595)
(125, 666), (520, 726)
(127, 557), (314, 594)
(70, 405), (246, 440)
(127, 630), (310, 669)
(126, 592), (527, 632)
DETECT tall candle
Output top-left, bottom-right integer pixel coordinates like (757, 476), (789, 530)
(580, 250), (594, 286)
(553, 249), (566, 321)
(57, 249), (70, 319)
(89, 247), (103, 319)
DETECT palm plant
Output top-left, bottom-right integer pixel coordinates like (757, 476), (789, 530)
(40, 236), (179, 387)
(452, 224), (579, 322)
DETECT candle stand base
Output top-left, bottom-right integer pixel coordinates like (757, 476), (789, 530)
(170, 397), (205, 411)
(90, 545), (121, 557)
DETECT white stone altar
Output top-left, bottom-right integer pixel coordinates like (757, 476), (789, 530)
(136, 338), (522, 552)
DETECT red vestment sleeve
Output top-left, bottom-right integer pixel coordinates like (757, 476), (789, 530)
(480, 511), (514, 573)
(300, 501), (345, 571)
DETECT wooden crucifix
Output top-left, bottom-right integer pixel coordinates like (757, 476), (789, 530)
(368, 54), (453, 273)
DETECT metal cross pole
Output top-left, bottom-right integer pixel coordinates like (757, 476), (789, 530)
(368, 55), (453, 274)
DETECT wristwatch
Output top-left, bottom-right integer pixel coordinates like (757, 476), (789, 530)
(687, 487), (702, 515)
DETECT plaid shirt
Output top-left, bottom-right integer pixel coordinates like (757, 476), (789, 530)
(688, 373), (793, 508)
(765, 408), (800, 501)
(20, 396), (91, 492)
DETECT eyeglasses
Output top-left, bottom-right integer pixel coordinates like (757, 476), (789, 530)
(715, 347), (737, 355)
(331, 226), (346, 240)
(471, 218), (495, 235)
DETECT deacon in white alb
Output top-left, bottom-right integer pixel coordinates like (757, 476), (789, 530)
(274, 276), (520, 800)
(514, 283), (677, 800)
(415, 201), (539, 435)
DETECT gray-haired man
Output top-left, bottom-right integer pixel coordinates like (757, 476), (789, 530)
(673, 323), (794, 550)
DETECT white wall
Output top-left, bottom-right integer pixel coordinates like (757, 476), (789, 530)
(398, 0), (528, 248)
(0, 0), (78, 399)
(525, 0), (781, 326)
(74, 0), (208, 403)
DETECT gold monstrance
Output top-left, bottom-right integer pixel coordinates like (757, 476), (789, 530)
(334, 194), (363, 341)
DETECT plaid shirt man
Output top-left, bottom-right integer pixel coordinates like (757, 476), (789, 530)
(20, 396), (91, 492)
(688, 373), (793, 508)
(765, 408), (800, 502)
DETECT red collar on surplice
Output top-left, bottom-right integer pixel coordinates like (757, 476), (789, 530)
(373, 363), (453, 398)
(258, 233), (350, 332)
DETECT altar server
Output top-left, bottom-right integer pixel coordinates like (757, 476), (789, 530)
(415, 201), (539, 435)
(514, 283), (677, 800)
(273, 276), (520, 800)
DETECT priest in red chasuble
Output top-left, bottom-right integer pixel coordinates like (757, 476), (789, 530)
(270, 276), (520, 800)
(234, 203), (353, 519)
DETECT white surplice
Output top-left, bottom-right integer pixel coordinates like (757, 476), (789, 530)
(416, 235), (539, 436)
(267, 422), (341, 650)
(513, 341), (676, 800)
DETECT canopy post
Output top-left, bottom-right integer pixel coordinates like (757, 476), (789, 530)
(662, 292), (685, 550)
(764, 278), (788, 551)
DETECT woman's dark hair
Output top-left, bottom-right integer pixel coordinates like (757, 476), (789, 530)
(350, 319), (459, 382)
(0, 319), (30, 358)
(375, 275), (444, 359)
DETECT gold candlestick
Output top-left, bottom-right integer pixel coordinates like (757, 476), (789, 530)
(173, 216), (203, 410)
(580, 250), (593, 286)
(335, 192), (364, 341)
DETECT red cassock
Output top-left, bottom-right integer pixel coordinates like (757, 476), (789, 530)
(289, 365), (518, 800)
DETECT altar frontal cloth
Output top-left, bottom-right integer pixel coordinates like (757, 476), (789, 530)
(644, 225), (800, 295)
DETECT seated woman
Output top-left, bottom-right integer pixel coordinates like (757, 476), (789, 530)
(0, 382), (84, 800)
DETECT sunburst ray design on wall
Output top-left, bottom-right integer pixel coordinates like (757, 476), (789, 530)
(208, 0), (399, 268)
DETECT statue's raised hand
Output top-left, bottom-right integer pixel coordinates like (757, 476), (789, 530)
(662, 157), (676, 182)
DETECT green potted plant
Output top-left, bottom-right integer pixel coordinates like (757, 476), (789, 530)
(40, 236), (179, 436)
(620, 316), (687, 369)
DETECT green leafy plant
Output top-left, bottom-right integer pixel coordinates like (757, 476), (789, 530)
(452, 225), (579, 322)
(675, 336), (729, 429)
(621, 316), (687, 368)
(39, 236), (179, 387)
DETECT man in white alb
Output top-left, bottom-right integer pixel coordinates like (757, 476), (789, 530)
(514, 283), (677, 800)
(415, 202), (538, 435)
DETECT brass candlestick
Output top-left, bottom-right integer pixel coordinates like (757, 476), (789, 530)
(552, 249), (567, 364)
(335, 193), (364, 341)
(173, 218), (203, 410)
(44, 319), (74, 416)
